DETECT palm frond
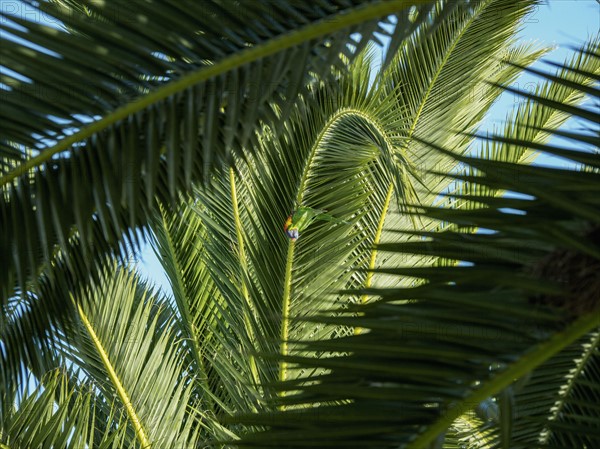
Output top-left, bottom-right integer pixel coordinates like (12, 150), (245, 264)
(498, 331), (600, 449)
(5, 3), (598, 447)
(0, 0), (449, 306)
(367, 0), (548, 290)
(232, 36), (600, 449)
(1, 369), (130, 449)
(147, 0), (552, 427)
(151, 194), (265, 417)
(61, 264), (208, 447)
(0, 233), (111, 418)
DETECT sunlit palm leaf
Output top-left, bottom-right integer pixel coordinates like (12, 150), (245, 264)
(232, 37), (600, 449)
(365, 0), (548, 290)
(58, 265), (207, 447)
(0, 0), (446, 306)
(0, 369), (130, 449)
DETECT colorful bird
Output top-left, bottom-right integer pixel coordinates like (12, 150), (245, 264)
(284, 207), (348, 241)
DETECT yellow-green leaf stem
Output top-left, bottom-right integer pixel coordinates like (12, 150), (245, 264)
(408, 312), (600, 449)
(366, 184), (396, 291)
(229, 167), (260, 389)
(355, 182), (394, 334)
(76, 302), (150, 449)
(0, 0), (425, 188)
(278, 108), (394, 383)
(279, 241), (296, 384)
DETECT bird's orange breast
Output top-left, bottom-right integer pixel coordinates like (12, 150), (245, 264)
(284, 215), (293, 231)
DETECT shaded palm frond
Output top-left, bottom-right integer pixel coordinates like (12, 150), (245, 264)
(232, 36), (600, 449)
(151, 193), (267, 417)
(504, 331), (600, 449)
(0, 229), (115, 419)
(0, 0), (450, 307)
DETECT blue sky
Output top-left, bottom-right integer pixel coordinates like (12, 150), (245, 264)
(485, 1), (599, 116)
(481, 1), (599, 163)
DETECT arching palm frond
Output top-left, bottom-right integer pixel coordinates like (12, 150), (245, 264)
(0, 0), (446, 305)
(364, 0), (548, 291)
(232, 36), (600, 449)
(147, 0), (551, 433)
(151, 46), (402, 419)
(1, 368), (131, 449)
(1, 0), (453, 412)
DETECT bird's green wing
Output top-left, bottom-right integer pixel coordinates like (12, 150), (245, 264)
(313, 212), (349, 225)
(293, 207), (348, 232)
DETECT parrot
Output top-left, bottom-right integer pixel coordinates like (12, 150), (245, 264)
(283, 207), (348, 241)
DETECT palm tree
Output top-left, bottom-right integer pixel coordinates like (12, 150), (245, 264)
(231, 39), (600, 449)
(0, 0), (449, 400)
(1, 1), (599, 449)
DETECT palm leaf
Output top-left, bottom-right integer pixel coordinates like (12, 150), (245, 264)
(62, 264), (215, 447)
(0, 233), (112, 417)
(151, 195), (265, 417)
(0, 0), (452, 414)
(365, 0), (548, 291)
(491, 331), (600, 449)
(2, 262), (214, 447)
(0, 0), (448, 306)
(0, 369), (130, 449)
(147, 0), (550, 429)
(232, 36), (600, 449)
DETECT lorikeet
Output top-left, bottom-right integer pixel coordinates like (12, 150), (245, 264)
(284, 207), (348, 241)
